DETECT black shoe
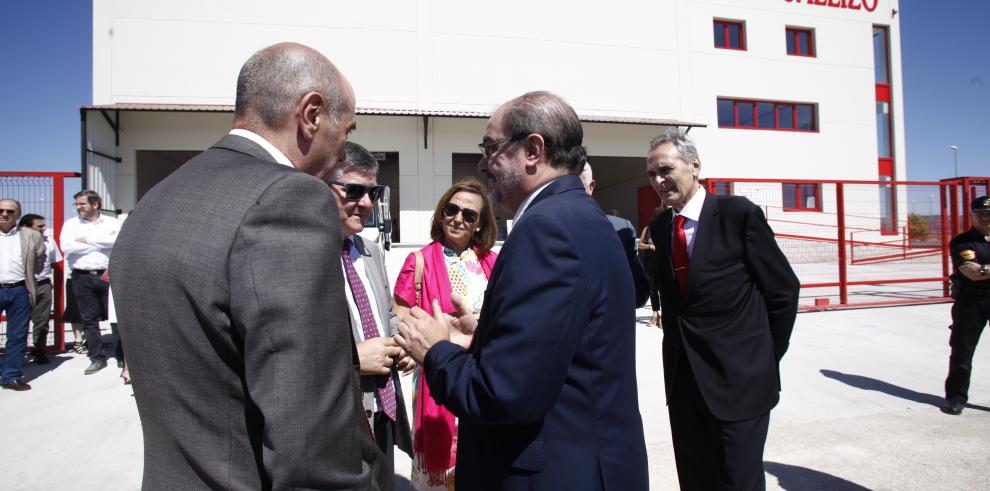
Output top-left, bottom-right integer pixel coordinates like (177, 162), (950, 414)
(84, 359), (108, 375)
(2, 378), (32, 391)
(30, 351), (51, 365)
(941, 400), (965, 415)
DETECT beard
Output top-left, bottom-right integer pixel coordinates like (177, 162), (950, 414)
(488, 164), (522, 215)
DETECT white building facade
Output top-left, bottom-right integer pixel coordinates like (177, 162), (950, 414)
(84, 0), (905, 269)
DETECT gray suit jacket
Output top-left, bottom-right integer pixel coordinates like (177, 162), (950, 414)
(349, 235), (412, 456)
(16, 228), (45, 305)
(111, 134), (390, 490)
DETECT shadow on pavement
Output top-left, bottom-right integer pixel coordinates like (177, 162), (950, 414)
(20, 353), (73, 382)
(820, 369), (944, 408)
(765, 461), (870, 490)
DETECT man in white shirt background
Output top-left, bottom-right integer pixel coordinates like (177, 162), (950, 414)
(18, 213), (63, 365)
(60, 190), (118, 375)
(0, 199), (45, 391)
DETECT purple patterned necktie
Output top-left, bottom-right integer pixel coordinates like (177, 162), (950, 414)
(341, 239), (397, 420)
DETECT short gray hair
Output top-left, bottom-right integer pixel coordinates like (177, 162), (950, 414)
(333, 141), (379, 180)
(501, 91), (585, 173)
(235, 43), (347, 129)
(648, 128), (699, 164)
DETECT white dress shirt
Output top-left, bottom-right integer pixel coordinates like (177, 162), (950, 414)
(36, 236), (63, 281)
(0, 227), (24, 283)
(341, 236), (387, 411)
(60, 214), (119, 271)
(228, 129), (294, 168)
(671, 185), (707, 259)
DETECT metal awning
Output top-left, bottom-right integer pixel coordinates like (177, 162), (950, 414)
(82, 103), (707, 128)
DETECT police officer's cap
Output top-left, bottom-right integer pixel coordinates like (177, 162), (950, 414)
(972, 195), (990, 212)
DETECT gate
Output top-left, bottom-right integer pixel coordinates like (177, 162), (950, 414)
(701, 176), (990, 311)
(0, 171), (81, 352)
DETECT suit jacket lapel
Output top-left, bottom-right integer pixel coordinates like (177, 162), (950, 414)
(684, 192), (718, 300)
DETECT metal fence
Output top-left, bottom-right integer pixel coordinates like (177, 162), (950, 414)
(0, 171), (81, 352)
(702, 176), (990, 311)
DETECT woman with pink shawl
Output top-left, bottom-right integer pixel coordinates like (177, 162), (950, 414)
(393, 178), (499, 490)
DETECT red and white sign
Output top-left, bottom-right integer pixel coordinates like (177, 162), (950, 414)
(784, 0), (879, 13)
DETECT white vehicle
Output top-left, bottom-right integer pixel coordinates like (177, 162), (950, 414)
(357, 185), (392, 251)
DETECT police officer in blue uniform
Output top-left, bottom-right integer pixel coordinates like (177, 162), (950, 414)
(943, 195), (990, 415)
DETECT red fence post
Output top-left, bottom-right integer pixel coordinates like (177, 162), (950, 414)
(836, 182), (848, 305)
(52, 175), (66, 352)
(940, 183), (951, 297)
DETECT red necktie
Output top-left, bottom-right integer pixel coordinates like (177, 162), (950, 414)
(672, 215), (690, 295)
(341, 239), (397, 421)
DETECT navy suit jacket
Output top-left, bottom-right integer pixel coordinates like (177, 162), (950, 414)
(650, 192), (800, 421)
(424, 175), (649, 490)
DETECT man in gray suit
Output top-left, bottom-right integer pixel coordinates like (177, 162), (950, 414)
(333, 142), (413, 480)
(112, 43), (390, 490)
(0, 199), (45, 391)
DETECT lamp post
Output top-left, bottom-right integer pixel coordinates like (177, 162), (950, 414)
(949, 145), (959, 177)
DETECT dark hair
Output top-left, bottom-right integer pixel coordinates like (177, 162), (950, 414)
(235, 42), (347, 129)
(334, 141), (379, 180)
(501, 91), (585, 173)
(430, 178), (498, 256)
(73, 189), (101, 208)
(18, 213), (43, 228)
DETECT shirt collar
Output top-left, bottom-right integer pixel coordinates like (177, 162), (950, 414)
(0, 227), (18, 237)
(229, 129), (294, 168)
(673, 185), (706, 223)
(512, 177), (560, 224)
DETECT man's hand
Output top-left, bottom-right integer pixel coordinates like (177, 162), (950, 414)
(356, 337), (402, 376)
(395, 347), (418, 375)
(447, 294), (478, 348)
(395, 299), (453, 365)
(959, 261), (988, 281)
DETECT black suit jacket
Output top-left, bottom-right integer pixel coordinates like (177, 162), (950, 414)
(651, 192), (799, 421)
(112, 134), (389, 490)
(424, 175), (649, 490)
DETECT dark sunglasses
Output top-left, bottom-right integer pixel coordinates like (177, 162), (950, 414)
(0, 209), (17, 215)
(441, 202), (480, 224)
(329, 181), (385, 202)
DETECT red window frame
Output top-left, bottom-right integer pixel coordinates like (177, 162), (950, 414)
(717, 98), (818, 132)
(714, 19), (746, 50)
(786, 27), (815, 57)
(782, 183), (822, 212)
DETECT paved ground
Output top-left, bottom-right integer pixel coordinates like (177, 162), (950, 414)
(2, 303), (988, 490)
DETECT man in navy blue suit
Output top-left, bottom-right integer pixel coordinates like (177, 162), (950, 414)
(396, 91), (648, 490)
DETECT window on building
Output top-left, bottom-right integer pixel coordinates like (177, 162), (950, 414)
(786, 27), (815, 57)
(714, 20), (745, 50)
(782, 183), (821, 212)
(710, 181), (734, 196)
(873, 26), (889, 84)
(717, 98), (818, 132)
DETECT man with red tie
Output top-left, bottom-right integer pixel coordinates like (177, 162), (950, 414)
(647, 129), (800, 490)
(331, 141), (413, 481)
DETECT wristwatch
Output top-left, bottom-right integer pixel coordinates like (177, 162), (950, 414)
(981, 264), (989, 276)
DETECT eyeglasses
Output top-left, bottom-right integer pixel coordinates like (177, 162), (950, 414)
(0, 209), (17, 215)
(478, 134), (526, 158)
(441, 202), (480, 224)
(329, 181), (385, 202)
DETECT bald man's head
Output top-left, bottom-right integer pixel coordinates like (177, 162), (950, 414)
(234, 42), (350, 130)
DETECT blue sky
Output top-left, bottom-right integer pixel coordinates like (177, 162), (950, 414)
(0, 1), (986, 210)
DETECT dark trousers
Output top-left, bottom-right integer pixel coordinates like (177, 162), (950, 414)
(71, 272), (109, 361)
(640, 252), (660, 312)
(668, 361), (770, 490)
(945, 295), (990, 403)
(1, 285), (32, 383)
(30, 280), (53, 353)
(371, 411), (395, 479)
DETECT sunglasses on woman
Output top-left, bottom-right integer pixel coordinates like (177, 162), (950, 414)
(441, 202), (480, 224)
(329, 181), (385, 202)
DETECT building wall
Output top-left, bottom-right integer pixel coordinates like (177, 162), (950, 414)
(92, 0), (905, 247)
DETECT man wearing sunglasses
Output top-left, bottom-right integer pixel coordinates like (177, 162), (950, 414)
(397, 91), (648, 490)
(331, 142), (413, 482)
(0, 199), (46, 391)
(111, 43), (388, 489)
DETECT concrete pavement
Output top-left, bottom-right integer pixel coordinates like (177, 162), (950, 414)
(1, 303), (988, 490)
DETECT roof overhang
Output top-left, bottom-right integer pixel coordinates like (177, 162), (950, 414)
(82, 103), (706, 128)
